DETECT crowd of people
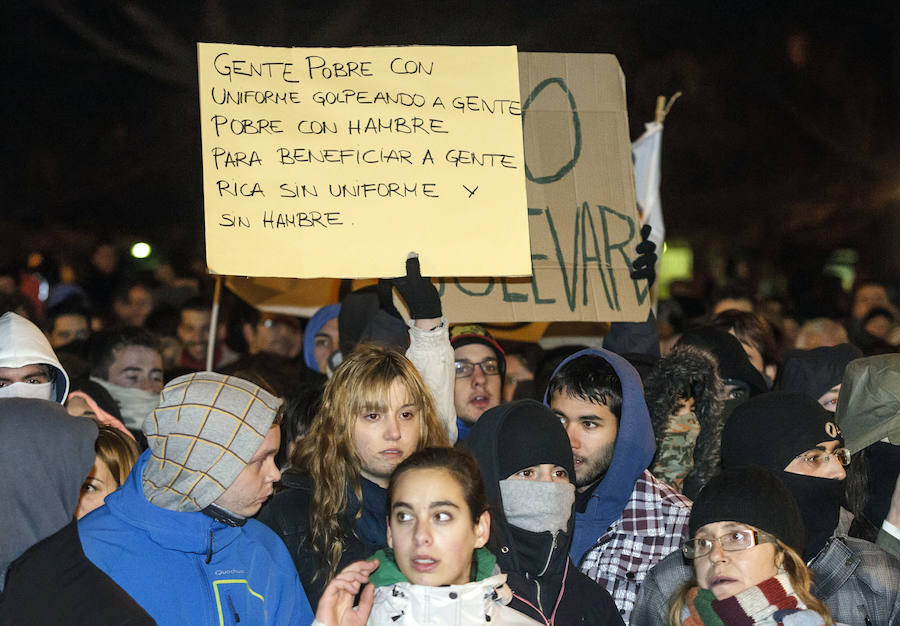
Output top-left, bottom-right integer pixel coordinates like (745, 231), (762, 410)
(1, 238), (899, 626)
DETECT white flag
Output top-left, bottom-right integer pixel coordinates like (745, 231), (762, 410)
(631, 120), (665, 257)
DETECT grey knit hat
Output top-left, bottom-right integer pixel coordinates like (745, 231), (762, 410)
(142, 372), (281, 512)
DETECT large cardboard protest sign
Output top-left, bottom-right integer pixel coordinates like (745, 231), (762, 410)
(198, 43), (530, 279)
(439, 53), (649, 322)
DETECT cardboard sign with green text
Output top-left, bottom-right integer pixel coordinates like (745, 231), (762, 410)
(440, 52), (649, 323)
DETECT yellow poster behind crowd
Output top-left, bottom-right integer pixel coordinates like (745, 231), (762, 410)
(198, 43), (530, 279)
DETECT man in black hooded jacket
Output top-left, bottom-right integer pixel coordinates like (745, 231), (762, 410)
(464, 399), (624, 625)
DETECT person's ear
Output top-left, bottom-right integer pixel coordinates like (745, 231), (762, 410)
(473, 511), (490, 549)
(386, 518), (394, 549)
(241, 323), (256, 348)
(775, 548), (785, 571)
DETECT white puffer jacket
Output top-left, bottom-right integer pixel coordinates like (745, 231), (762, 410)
(368, 573), (541, 626)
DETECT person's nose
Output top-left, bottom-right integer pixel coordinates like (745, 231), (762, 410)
(471, 363), (487, 387)
(824, 458), (846, 480)
(413, 520), (433, 547)
(707, 540), (728, 564)
(266, 458), (282, 483)
(383, 415), (401, 441)
(563, 422), (580, 450)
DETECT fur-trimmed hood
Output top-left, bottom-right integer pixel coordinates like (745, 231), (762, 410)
(643, 344), (725, 498)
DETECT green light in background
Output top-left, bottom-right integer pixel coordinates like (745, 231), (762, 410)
(658, 241), (693, 299)
(131, 242), (152, 259)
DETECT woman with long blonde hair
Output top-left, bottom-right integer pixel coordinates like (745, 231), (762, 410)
(258, 343), (449, 610)
(669, 466), (836, 625)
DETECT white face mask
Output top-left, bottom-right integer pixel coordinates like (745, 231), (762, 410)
(0, 382), (54, 401)
(91, 377), (161, 431)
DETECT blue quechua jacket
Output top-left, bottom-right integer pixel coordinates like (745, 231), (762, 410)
(78, 450), (313, 626)
(543, 348), (656, 564)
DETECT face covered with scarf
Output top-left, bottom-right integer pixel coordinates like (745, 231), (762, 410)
(721, 392), (848, 562)
(465, 400), (576, 578)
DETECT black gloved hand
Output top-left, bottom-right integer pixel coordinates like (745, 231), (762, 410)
(630, 224), (658, 289)
(393, 255), (442, 319)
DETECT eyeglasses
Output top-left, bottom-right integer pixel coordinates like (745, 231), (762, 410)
(454, 358), (500, 378)
(793, 447), (851, 468)
(682, 529), (775, 559)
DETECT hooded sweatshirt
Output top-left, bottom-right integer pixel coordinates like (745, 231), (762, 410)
(0, 398), (153, 623)
(0, 311), (70, 402)
(0, 398), (95, 585)
(303, 303), (340, 373)
(464, 400), (624, 626)
(543, 348), (657, 562)
(543, 349), (692, 623)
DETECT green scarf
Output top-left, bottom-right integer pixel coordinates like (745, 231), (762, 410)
(368, 547), (497, 588)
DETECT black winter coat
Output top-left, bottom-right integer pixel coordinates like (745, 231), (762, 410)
(0, 521), (154, 624)
(256, 471), (388, 611)
(463, 401), (625, 626)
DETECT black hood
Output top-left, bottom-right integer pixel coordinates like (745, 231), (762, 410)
(462, 399), (575, 580)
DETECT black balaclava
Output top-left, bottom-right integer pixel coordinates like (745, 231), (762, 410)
(721, 392), (845, 561)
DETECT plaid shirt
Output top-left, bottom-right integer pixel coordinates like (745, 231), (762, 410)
(577, 470), (692, 624)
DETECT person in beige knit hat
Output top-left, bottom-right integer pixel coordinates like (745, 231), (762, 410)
(79, 371), (314, 624)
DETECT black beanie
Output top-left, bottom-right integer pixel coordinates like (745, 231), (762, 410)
(779, 343), (863, 402)
(721, 391), (844, 473)
(491, 399), (575, 482)
(677, 326), (768, 396)
(689, 465), (806, 556)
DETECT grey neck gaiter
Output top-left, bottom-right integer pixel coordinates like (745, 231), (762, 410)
(499, 479), (575, 534)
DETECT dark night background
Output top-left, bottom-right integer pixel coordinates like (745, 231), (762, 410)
(4, 1), (899, 296)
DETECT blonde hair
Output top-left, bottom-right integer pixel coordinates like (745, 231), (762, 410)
(94, 424), (139, 486)
(292, 344), (449, 580)
(668, 537), (832, 625)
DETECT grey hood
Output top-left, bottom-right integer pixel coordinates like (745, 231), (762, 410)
(0, 398), (97, 588)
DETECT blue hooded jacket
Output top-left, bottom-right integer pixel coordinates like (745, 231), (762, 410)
(543, 348), (656, 564)
(79, 450), (313, 625)
(302, 303), (340, 373)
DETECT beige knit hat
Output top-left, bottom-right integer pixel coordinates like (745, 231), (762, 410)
(142, 372), (281, 512)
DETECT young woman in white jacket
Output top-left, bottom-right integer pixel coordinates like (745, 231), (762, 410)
(313, 447), (541, 626)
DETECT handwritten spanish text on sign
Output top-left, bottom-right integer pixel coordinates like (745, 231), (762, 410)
(440, 53), (650, 322)
(198, 43), (530, 279)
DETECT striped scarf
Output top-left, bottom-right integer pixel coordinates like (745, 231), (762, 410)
(682, 573), (825, 625)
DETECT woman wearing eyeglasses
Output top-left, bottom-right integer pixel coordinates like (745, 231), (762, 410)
(669, 465), (838, 625)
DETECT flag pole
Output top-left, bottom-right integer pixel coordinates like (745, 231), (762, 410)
(206, 275), (223, 371)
